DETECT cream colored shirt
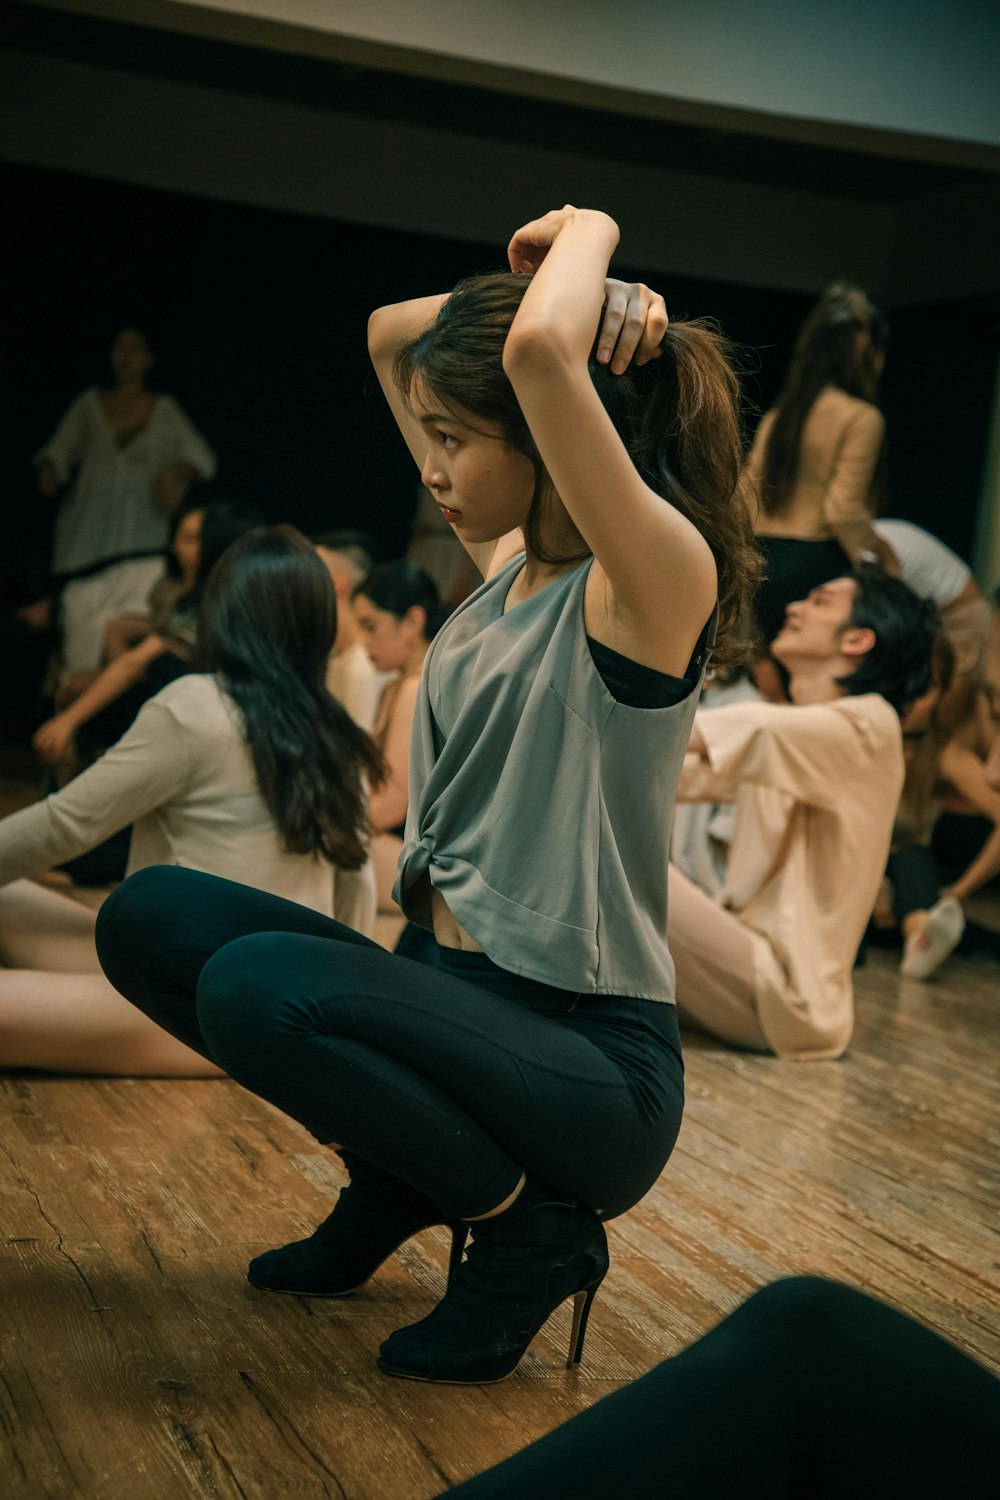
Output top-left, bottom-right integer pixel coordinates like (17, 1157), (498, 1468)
(0, 675), (375, 931)
(678, 693), (904, 1059)
(326, 641), (393, 734)
(747, 386), (884, 559)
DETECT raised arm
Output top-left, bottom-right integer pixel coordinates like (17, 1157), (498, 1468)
(368, 296), (523, 581)
(501, 207), (717, 672)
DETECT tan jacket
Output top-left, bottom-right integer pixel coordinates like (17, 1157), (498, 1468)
(0, 675), (375, 931)
(678, 693), (903, 1059)
(747, 386), (885, 560)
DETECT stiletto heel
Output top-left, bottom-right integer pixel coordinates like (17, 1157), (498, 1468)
(378, 1194), (609, 1384)
(447, 1222), (468, 1278)
(567, 1281), (600, 1367)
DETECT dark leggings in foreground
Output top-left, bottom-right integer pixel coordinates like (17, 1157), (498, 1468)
(443, 1278), (1000, 1499)
(95, 867), (684, 1219)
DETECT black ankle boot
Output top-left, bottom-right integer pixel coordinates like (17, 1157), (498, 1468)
(376, 1186), (609, 1383)
(247, 1152), (467, 1297)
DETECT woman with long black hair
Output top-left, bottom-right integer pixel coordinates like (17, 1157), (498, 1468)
(747, 281), (899, 652)
(0, 527), (382, 1074)
(96, 206), (759, 1382)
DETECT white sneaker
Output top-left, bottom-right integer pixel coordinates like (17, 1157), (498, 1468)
(900, 898), (966, 981)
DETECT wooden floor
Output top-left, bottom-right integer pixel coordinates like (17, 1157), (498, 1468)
(1, 755), (999, 1496)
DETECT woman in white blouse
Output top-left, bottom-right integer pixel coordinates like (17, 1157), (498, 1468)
(0, 527), (384, 1075)
(35, 326), (216, 675)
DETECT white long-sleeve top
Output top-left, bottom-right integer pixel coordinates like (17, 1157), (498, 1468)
(677, 692), (903, 1059)
(0, 675), (375, 932)
(37, 388), (217, 575)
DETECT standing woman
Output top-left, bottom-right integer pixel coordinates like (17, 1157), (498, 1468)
(747, 283), (898, 654)
(96, 206), (758, 1383)
(351, 561), (448, 910)
(35, 325), (216, 676)
(0, 527), (382, 1074)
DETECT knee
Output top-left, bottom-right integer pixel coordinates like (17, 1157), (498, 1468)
(196, 933), (296, 1081)
(728, 1276), (869, 1362)
(95, 866), (194, 986)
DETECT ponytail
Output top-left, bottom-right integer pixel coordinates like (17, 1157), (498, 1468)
(632, 321), (760, 665)
(584, 319), (760, 665)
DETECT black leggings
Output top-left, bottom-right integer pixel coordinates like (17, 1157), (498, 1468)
(443, 1277), (1000, 1499)
(95, 867), (684, 1220)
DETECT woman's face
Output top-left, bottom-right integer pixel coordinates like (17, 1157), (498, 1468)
(110, 328), (156, 385)
(353, 594), (425, 673)
(411, 380), (535, 545)
(172, 509), (204, 587)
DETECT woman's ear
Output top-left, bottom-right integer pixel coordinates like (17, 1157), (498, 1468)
(405, 604), (428, 638)
(840, 624), (876, 662)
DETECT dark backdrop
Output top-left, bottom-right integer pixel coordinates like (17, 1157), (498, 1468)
(2, 160), (995, 602)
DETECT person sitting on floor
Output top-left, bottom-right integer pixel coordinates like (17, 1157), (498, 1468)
(669, 565), (935, 1059)
(351, 560), (450, 912)
(311, 529), (393, 732)
(876, 630), (1000, 979)
(0, 526), (384, 1075)
(32, 500), (260, 768)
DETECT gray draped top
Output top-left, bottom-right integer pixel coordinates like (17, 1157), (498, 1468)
(394, 552), (709, 1002)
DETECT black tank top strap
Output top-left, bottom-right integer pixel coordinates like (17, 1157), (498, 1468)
(586, 603), (718, 709)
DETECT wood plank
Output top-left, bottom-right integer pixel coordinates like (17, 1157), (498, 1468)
(1, 739), (997, 1495)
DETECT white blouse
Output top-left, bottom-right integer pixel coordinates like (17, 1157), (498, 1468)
(37, 388), (216, 575)
(0, 675), (375, 933)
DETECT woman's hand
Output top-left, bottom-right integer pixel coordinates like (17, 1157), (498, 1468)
(33, 713), (77, 766)
(597, 279), (668, 375)
(507, 205), (617, 275)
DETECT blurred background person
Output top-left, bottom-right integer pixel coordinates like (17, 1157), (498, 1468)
(746, 283), (898, 694)
(0, 526), (383, 1075)
(312, 529), (394, 732)
(100, 497), (206, 662)
(34, 324), (216, 678)
(872, 516), (993, 697)
(351, 561), (449, 913)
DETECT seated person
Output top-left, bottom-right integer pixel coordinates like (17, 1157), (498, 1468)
(351, 561), (449, 912)
(670, 566), (935, 1059)
(100, 498), (205, 662)
(873, 518), (993, 690)
(879, 630), (1000, 978)
(0, 527), (384, 1075)
(33, 501), (260, 767)
(311, 529), (393, 732)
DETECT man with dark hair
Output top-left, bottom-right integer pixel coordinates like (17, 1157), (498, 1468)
(667, 568), (936, 1059)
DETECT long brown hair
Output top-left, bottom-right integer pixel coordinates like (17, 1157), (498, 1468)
(198, 526), (386, 869)
(899, 630), (955, 833)
(759, 281), (889, 517)
(394, 271), (759, 666)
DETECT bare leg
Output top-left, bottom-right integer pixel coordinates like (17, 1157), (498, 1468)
(0, 879), (102, 972)
(0, 969), (223, 1075)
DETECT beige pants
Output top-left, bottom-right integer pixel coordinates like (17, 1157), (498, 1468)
(667, 864), (770, 1053)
